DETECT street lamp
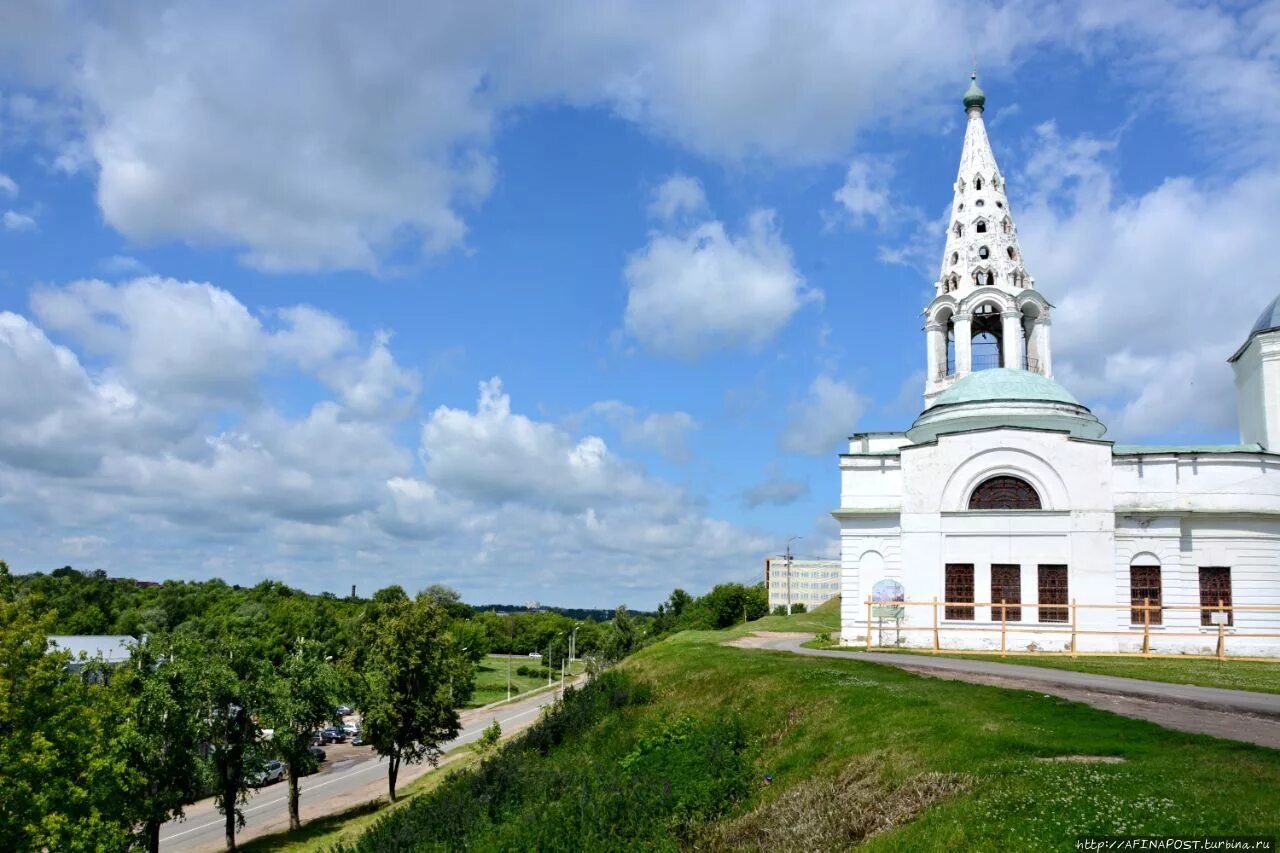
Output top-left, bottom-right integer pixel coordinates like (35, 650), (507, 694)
(785, 536), (803, 616)
(570, 624), (580, 663)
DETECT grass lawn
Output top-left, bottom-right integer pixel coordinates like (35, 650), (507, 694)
(626, 623), (1280, 847)
(465, 655), (586, 708)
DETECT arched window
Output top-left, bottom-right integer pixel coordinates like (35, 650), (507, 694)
(978, 245), (989, 259)
(974, 177), (984, 190)
(976, 221), (987, 234)
(951, 252), (958, 265)
(958, 203), (964, 211)
(976, 199), (985, 207)
(954, 223), (964, 238)
(969, 476), (1041, 510)
(1007, 247), (1016, 260)
(1002, 218), (1012, 235)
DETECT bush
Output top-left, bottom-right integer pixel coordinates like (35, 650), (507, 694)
(339, 670), (752, 852)
(791, 602), (807, 614)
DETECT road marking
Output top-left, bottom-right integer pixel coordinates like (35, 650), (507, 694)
(160, 700), (553, 845)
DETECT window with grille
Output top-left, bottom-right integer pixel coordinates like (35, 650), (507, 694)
(1199, 567), (1232, 627)
(1037, 565), (1067, 623)
(968, 476), (1041, 510)
(991, 564), (1021, 621)
(945, 564), (974, 620)
(1130, 565), (1162, 626)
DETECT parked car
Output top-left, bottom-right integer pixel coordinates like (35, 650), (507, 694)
(249, 760), (285, 787)
(342, 721), (358, 735)
(308, 745), (326, 763)
(527, 652), (542, 659)
(319, 726), (346, 743)
(335, 705), (353, 716)
(352, 732), (367, 746)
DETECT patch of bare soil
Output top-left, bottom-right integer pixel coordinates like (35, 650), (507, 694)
(1034, 755), (1127, 764)
(700, 756), (970, 852)
(725, 632), (811, 649)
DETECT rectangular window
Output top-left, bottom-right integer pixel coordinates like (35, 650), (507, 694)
(1199, 567), (1233, 627)
(1130, 566), (1162, 626)
(991, 564), (1021, 621)
(1037, 565), (1068, 623)
(944, 564), (974, 620)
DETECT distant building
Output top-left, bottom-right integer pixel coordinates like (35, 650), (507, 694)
(47, 635), (136, 672)
(764, 557), (840, 611)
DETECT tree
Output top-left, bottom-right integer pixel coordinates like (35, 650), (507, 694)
(470, 719), (501, 758)
(360, 595), (471, 802)
(117, 637), (208, 853)
(604, 605), (639, 661)
(193, 637), (273, 851)
(0, 562), (136, 850)
(266, 640), (338, 831)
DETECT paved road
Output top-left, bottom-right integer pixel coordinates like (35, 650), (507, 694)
(732, 633), (1280, 748)
(160, 681), (580, 852)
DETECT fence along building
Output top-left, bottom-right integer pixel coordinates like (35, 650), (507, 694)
(764, 557), (840, 611)
(836, 75), (1280, 658)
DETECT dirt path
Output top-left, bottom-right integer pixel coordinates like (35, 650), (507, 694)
(729, 633), (1280, 750)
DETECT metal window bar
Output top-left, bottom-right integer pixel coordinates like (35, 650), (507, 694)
(1130, 566), (1163, 625)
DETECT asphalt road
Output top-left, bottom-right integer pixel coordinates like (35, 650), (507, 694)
(160, 681), (578, 852)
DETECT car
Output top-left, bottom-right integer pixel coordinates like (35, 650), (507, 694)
(335, 705), (353, 716)
(308, 745), (326, 762)
(352, 732), (367, 746)
(527, 652), (542, 659)
(342, 721), (358, 735)
(319, 726), (346, 743)
(249, 760), (285, 787)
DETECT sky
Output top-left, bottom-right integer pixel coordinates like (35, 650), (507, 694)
(0, 1), (1278, 608)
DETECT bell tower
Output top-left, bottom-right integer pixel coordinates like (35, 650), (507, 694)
(923, 74), (1053, 407)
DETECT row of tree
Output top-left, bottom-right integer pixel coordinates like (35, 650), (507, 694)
(2, 564), (766, 850)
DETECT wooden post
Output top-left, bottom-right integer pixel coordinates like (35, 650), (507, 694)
(932, 596), (940, 654)
(1217, 598), (1226, 661)
(1000, 598), (1007, 657)
(865, 596), (873, 652)
(1142, 596), (1151, 656)
(1070, 597), (1078, 657)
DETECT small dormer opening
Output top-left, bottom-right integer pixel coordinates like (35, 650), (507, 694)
(976, 221), (987, 234)
(1007, 247), (1016, 260)
(974, 177), (984, 190)
(954, 222), (964, 237)
(1002, 217), (1012, 235)
(978, 245), (989, 259)
(996, 200), (1004, 208)
(976, 199), (985, 207)
(951, 252), (959, 265)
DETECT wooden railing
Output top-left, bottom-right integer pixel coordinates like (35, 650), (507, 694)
(863, 597), (1280, 662)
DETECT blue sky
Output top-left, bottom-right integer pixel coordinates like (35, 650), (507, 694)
(0, 1), (1278, 607)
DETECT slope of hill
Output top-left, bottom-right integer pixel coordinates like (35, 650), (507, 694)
(335, 597), (1280, 850)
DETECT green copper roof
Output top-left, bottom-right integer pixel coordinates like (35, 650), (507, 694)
(963, 73), (986, 110)
(934, 368), (1081, 407)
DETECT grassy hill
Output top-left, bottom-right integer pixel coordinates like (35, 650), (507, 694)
(331, 599), (1280, 850)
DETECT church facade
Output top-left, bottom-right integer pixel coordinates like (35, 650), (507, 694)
(836, 76), (1280, 657)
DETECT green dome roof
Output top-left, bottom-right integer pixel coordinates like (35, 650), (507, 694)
(934, 368), (1080, 407)
(963, 73), (986, 111)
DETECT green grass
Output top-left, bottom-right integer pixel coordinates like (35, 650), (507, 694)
(331, 602), (1280, 849)
(465, 656), (586, 708)
(855, 649), (1280, 695)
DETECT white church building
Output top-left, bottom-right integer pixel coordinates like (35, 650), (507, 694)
(836, 75), (1280, 657)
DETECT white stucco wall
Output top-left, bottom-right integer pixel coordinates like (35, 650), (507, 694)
(838, 427), (1280, 656)
(1233, 333), (1280, 450)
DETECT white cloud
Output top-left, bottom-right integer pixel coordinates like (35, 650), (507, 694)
(833, 157), (894, 227)
(98, 254), (149, 276)
(780, 375), (868, 456)
(0, 278), (768, 605)
(0, 1), (1035, 272)
(1016, 122), (1280, 440)
(647, 174), (706, 222)
(741, 465), (809, 508)
(624, 207), (818, 358)
(0, 174), (17, 197)
(2, 210), (35, 231)
(586, 400), (698, 463)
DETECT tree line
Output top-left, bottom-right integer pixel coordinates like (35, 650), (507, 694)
(1, 563), (767, 850)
